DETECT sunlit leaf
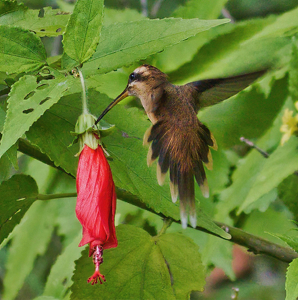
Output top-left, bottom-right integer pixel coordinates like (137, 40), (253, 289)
(62, 0), (104, 65)
(169, 10), (298, 83)
(279, 174), (298, 221)
(289, 37), (298, 101)
(155, 0), (229, 72)
(286, 258), (298, 300)
(215, 97), (291, 220)
(0, 71), (72, 158)
(0, 1), (70, 37)
(268, 232), (298, 253)
(0, 25), (46, 74)
(82, 18), (229, 76)
(70, 225), (205, 299)
(238, 137), (298, 214)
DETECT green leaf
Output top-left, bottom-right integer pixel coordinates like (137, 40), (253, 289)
(26, 90), (230, 239)
(201, 236), (235, 280)
(0, 174), (38, 245)
(279, 174), (298, 221)
(155, 0), (228, 73)
(62, 0), (104, 65)
(157, 232), (206, 297)
(43, 234), (82, 299)
(243, 207), (297, 246)
(0, 0), (20, 13)
(33, 297), (60, 300)
(268, 232), (298, 253)
(3, 201), (57, 300)
(286, 258), (298, 300)
(243, 188), (278, 214)
(0, 72), (71, 158)
(0, 106), (6, 131)
(0, 153), (11, 183)
(172, 0), (228, 19)
(169, 16), (294, 83)
(103, 7), (145, 26)
(5, 142), (18, 170)
(26, 93), (80, 177)
(70, 225), (205, 299)
(0, 25), (47, 74)
(0, 1), (70, 37)
(215, 97), (290, 220)
(205, 148), (230, 194)
(238, 137), (298, 214)
(289, 37), (298, 101)
(82, 18), (229, 76)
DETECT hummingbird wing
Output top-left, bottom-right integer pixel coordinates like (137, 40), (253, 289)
(189, 70), (265, 109)
(144, 118), (216, 228)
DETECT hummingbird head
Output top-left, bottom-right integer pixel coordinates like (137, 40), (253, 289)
(126, 64), (168, 97)
(95, 65), (168, 125)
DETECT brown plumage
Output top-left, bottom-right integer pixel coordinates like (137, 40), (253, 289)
(95, 64), (265, 228)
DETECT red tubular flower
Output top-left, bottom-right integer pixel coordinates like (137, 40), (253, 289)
(76, 137), (118, 284)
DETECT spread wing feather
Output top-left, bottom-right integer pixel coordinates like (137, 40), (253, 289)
(190, 70), (266, 109)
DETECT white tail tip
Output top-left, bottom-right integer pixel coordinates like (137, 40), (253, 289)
(180, 211), (188, 229)
(190, 214), (197, 228)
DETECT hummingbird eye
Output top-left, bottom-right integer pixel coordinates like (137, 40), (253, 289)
(129, 72), (136, 82)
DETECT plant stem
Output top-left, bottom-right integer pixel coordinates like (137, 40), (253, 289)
(215, 222), (298, 263)
(116, 188), (298, 263)
(240, 136), (269, 158)
(157, 218), (173, 237)
(78, 68), (88, 114)
(16, 143), (298, 263)
(37, 193), (77, 200)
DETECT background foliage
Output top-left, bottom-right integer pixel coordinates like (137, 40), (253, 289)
(1, 0), (298, 299)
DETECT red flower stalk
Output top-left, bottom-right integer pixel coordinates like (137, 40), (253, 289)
(75, 114), (117, 284)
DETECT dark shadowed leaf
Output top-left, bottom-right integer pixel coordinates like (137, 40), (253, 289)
(2, 201), (57, 300)
(0, 174), (38, 244)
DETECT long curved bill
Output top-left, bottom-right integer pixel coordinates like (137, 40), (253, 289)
(95, 88), (129, 125)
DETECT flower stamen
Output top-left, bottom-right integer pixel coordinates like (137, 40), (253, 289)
(87, 245), (106, 285)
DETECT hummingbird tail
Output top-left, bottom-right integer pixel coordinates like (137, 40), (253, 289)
(194, 160), (209, 198)
(144, 120), (214, 228)
(176, 167), (196, 229)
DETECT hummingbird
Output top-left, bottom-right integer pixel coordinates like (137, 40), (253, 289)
(95, 64), (264, 228)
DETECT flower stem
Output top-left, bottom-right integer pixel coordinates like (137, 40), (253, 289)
(37, 193), (77, 200)
(78, 68), (89, 114)
(157, 218), (173, 236)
